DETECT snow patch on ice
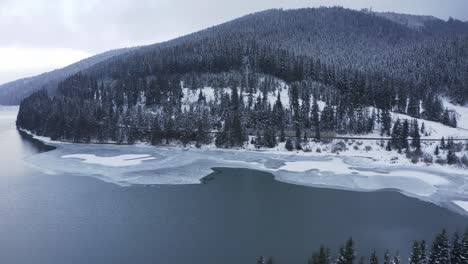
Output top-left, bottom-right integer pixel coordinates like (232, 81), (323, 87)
(277, 159), (351, 173)
(380, 170), (450, 186)
(276, 159), (449, 186)
(62, 154), (156, 167)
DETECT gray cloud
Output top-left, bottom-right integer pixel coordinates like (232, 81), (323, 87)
(1, 0), (467, 54)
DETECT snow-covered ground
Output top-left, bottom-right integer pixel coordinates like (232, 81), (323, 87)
(443, 98), (468, 130)
(182, 84), (292, 109)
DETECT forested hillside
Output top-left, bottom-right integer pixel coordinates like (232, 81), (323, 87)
(16, 7), (468, 163)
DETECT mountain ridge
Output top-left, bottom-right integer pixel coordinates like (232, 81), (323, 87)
(0, 47), (134, 105)
(3, 7), (468, 105)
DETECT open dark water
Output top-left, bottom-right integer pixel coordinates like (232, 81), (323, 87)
(0, 108), (466, 264)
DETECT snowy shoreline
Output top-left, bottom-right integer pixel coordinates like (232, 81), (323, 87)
(19, 128), (468, 217)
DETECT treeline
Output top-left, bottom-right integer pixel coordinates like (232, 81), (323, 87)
(16, 70), (460, 151)
(256, 229), (468, 264)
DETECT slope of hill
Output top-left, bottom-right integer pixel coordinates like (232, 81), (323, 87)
(5, 8), (468, 106)
(74, 7), (468, 103)
(0, 48), (134, 105)
(15, 7), (468, 166)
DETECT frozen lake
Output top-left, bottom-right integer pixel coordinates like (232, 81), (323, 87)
(0, 106), (467, 264)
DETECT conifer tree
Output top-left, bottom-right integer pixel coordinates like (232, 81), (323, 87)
(461, 230), (468, 263)
(391, 252), (401, 264)
(295, 127), (302, 150)
(336, 247), (346, 264)
(450, 231), (464, 264)
(255, 130), (263, 148)
(409, 241), (421, 264)
(370, 250), (379, 264)
(321, 104), (335, 132)
(391, 119), (402, 151)
(381, 109), (392, 136)
(280, 125), (286, 143)
(285, 138), (294, 151)
(401, 119), (410, 150)
(311, 96), (321, 140)
(419, 240), (427, 264)
(386, 141), (392, 151)
(344, 238), (356, 264)
(383, 250), (391, 264)
(428, 230), (450, 264)
(320, 246), (331, 264)
(310, 245), (331, 264)
(411, 120), (421, 151)
(447, 151), (459, 165)
(257, 256), (266, 264)
(451, 115), (458, 128)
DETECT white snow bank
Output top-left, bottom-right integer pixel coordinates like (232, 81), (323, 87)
(62, 154), (156, 167)
(276, 159), (449, 186)
(442, 98), (468, 130)
(453, 201), (468, 213)
(391, 111), (468, 139)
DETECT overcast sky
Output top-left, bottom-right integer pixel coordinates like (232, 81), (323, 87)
(1, 0), (467, 85)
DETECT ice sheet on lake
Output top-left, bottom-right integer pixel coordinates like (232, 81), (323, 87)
(62, 154), (156, 167)
(23, 139), (468, 210)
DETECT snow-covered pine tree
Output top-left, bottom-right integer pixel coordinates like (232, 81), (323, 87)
(311, 96), (321, 140)
(409, 241), (421, 264)
(370, 250), (379, 264)
(419, 240), (427, 264)
(391, 252), (401, 264)
(428, 230), (450, 264)
(383, 251), (391, 264)
(450, 231), (464, 264)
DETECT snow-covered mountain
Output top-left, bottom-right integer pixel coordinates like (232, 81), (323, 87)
(3, 7), (468, 106)
(14, 7), (468, 167)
